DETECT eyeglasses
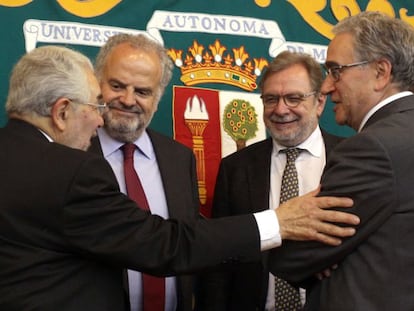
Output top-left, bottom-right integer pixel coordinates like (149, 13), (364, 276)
(323, 61), (369, 82)
(69, 100), (107, 116)
(260, 91), (318, 108)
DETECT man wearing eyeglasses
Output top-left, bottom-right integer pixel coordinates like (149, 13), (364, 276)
(197, 51), (344, 311)
(0, 45), (361, 311)
(269, 11), (414, 311)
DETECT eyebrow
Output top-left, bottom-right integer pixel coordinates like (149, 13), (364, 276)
(262, 91), (308, 96)
(108, 78), (153, 95)
(108, 78), (126, 88)
(324, 61), (340, 67)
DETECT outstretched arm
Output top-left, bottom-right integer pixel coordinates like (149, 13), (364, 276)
(276, 187), (359, 246)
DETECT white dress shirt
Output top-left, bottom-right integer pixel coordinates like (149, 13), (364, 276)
(265, 126), (326, 310)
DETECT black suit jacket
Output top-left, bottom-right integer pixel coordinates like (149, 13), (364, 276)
(197, 129), (343, 311)
(269, 95), (414, 311)
(0, 119), (262, 311)
(89, 129), (199, 311)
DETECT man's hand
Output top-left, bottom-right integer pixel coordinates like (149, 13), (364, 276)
(275, 188), (359, 246)
(315, 264), (338, 280)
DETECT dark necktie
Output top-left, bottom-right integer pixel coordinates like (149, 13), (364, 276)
(122, 143), (165, 311)
(275, 148), (302, 311)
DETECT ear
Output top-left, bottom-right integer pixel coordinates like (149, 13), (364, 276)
(374, 58), (392, 90)
(316, 93), (327, 117)
(50, 98), (71, 131)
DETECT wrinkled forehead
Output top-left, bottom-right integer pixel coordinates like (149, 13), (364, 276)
(262, 64), (313, 93)
(326, 32), (357, 63)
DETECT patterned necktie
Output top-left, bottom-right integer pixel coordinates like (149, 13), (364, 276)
(275, 148), (302, 311)
(122, 143), (165, 311)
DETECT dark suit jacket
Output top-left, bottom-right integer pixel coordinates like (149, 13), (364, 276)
(0, 119), (262, 311)
(89, 129), (199, 311)
(269, 95), (414, 311)
(196, 129), (343, 311)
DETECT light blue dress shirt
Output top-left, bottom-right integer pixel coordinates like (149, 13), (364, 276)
(97, 128), (177, 311)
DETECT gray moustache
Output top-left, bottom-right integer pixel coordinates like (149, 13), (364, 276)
(107, 105), (142, 114)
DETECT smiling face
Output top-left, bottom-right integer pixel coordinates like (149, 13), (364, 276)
(100, 42), (162, 143)
(262, 63), (325, 147)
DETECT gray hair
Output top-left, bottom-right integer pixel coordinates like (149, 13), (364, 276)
(95, 33), (173, 100)
(259, 50), (324, 93)
(333, 11), (414, 90)
(6, 45), (93, 117)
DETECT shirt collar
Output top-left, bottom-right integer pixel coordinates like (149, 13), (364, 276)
(97, 127), (154, 159)
(38, 128), (53, 142)
(358, 91), (413, 132)
(272, 126), (324, 158)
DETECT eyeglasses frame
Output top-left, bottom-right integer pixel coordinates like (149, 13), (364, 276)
(323, 60), (370, 82)
(260, 91), (318, 108)
(69, 99), (107, 116)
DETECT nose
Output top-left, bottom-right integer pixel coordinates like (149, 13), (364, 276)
(97, 114), (104, 127)
(271, 98), (291, 115)
(120, 87), (136, 106)
(321, 76), (335, 95)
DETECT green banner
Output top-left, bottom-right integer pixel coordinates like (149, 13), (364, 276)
(1, 0), (412, 138)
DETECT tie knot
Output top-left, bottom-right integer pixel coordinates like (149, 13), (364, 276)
(281, 148), (301, 162)
(121, 143), (136, 159)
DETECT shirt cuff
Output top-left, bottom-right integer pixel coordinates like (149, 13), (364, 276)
(253, 209), (282, 251)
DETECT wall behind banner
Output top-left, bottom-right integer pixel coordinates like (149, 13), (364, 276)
(2, 0), (412, 216)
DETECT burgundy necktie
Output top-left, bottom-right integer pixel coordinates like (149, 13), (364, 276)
(122, 143), (165, 311)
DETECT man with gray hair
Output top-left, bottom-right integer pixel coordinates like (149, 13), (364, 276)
(0, 45), (358, 311)
(198, 50), (344, 311)
(270, 11), (414, 311)
(90, 33), (200, 311)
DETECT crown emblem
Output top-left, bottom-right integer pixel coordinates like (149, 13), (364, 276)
(168, 40), (268, 92)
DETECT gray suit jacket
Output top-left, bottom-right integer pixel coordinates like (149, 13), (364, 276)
(269, 95), (414, 310)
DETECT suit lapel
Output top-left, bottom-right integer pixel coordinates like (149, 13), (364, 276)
(245, 132), (340, 213)
(243, 139), (273, 309)
(89, 131), (186, 220)
(247, 139), (273, 213)
(147, 130), (183, 219)
(321, 129), (344, 156)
